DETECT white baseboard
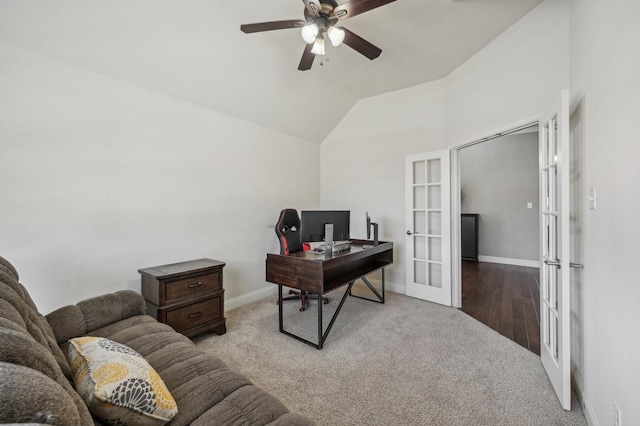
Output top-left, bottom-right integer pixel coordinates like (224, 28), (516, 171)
(477, 255), (540, 268)
(572, 372), (598, 426)
(225, 286), (277, 311)
(385, 281), (405, 295)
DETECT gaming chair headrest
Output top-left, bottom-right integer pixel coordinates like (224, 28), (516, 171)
(275, 209), (303, 255)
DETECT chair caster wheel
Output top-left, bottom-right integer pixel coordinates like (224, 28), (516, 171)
(288, 290), (296, 295)
(323, 299), (329, 304)
(299, 307), (306, 312)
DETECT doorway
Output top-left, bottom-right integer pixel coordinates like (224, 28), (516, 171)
(456, 125), (541, 355)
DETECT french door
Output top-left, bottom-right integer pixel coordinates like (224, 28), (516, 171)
(405, 150), (451, 306)
(539, 90), (571, 410)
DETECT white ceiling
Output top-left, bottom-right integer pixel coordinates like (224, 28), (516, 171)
(0, 0), (543, 143)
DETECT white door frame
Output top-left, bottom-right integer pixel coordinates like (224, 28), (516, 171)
(450, 113), (543, 308)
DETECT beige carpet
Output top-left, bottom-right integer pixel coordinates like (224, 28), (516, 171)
(194, 284), (586, 426)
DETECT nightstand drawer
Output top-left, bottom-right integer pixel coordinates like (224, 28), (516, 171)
(166, 296), (221, 334)
(166, 271), (221, 302)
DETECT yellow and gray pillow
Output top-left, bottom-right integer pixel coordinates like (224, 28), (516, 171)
(68, 336), (177, 426)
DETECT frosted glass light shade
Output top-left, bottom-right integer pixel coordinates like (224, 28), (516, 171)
(327, 26), (345, 47)
(311, 37), (325, 55)
(301, 24), (319, 44)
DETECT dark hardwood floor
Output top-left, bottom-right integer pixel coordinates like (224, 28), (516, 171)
(460, 261), (541, 355)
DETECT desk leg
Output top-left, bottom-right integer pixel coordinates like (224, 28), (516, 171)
(321, 281), (354, 349)
(317, 293), (323, 349)
(349, 267), (386, 304)
(278, 285), (284, 332)
(278, 282), (354, 350)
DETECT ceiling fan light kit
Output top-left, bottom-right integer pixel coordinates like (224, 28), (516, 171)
(311, 35), (326, 55)
(327, 26), (345, 47)
(301, 23), (319, 43)
(240, 0), (397, 70)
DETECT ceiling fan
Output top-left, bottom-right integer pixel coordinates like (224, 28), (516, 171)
(240, 0), (397, 71)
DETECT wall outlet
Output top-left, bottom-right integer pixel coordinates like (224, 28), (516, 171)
(613, 402), (622, 426)
(527, 202), (533, 209)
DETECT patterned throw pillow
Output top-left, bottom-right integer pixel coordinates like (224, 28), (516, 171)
(68, 336), (178, 426)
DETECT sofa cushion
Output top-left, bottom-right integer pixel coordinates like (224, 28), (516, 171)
(82, 316), (314, 426)
(47, 290), (147, 345)
(0, 256), (19, 281)
(0, 328), (94, 425)
(0, 362), (86, 425)
(0, 278), (73, 379)
(69, 336), (178, 426)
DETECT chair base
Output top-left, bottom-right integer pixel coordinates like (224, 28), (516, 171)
(276, 289), (329, 311)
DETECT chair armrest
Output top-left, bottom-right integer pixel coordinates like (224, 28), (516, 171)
(46, 290), (146, 344)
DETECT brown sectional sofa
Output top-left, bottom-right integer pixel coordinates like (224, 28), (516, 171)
(0, 256), (314, 425)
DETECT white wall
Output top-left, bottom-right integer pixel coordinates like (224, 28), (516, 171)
(0, 42), (320, 314)
(321, 0), (569, 292)
(460, 132), (539, 262)
(569, 1), (640, 424)
(445, 0), (570, 144)
(321, 80), (445, 290)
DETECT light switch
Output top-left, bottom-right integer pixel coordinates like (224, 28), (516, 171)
(527, 202), (533, 209)
(588, 187), (597, 210)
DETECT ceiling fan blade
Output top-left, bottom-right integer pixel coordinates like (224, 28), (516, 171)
(342, 28), (382, 60)
(298, 43), (316, 71)
(240, 20), (306, 33)
(333, 0), (397, 20)
(302, 0), (321, 17)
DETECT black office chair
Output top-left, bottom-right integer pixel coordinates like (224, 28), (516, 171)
(275, 208), (328, 311)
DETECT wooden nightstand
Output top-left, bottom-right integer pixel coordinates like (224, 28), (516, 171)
(139, 258), (226, 338)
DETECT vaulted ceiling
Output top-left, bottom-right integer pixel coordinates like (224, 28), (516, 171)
(0, 0), (543, 143)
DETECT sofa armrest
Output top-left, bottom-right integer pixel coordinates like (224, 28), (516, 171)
(0, 361), (89, 425)
(46, 290), (146, 345)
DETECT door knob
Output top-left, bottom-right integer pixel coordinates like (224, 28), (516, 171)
(406, 230), (413, 235)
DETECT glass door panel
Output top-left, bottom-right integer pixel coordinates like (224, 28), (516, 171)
(405, 150), (451, 306)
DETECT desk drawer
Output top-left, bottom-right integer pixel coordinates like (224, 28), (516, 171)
(165, 271), (221, 302)
(166, 296), (221, 333)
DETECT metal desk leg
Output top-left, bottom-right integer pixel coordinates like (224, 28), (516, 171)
(320, 281), (354, 348)
(349, 267), (386, 304)
(317, 292), (323, 349)
(278, 285), (284, 332)
(278, 281), (355, 350)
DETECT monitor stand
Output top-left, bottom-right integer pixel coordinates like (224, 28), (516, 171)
(324, 223), (333, 259)
(363, 222), (379, 249)
(371, 222), (378, 246)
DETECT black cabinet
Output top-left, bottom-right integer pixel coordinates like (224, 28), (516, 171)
(461, 214), (479, 261)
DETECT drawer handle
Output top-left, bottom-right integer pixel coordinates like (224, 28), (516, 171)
(188, 282), (203, 288)
(189, 312), (202, 319)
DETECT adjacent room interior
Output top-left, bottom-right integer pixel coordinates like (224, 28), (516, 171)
(458, 128), (541, 355)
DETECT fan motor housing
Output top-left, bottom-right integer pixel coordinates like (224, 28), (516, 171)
(304, 1), (339, 28)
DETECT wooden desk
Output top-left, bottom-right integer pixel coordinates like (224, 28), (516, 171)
(266, 239), (393, 349)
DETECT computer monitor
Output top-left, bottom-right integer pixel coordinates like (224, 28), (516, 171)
(300, 210), (350, 243)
